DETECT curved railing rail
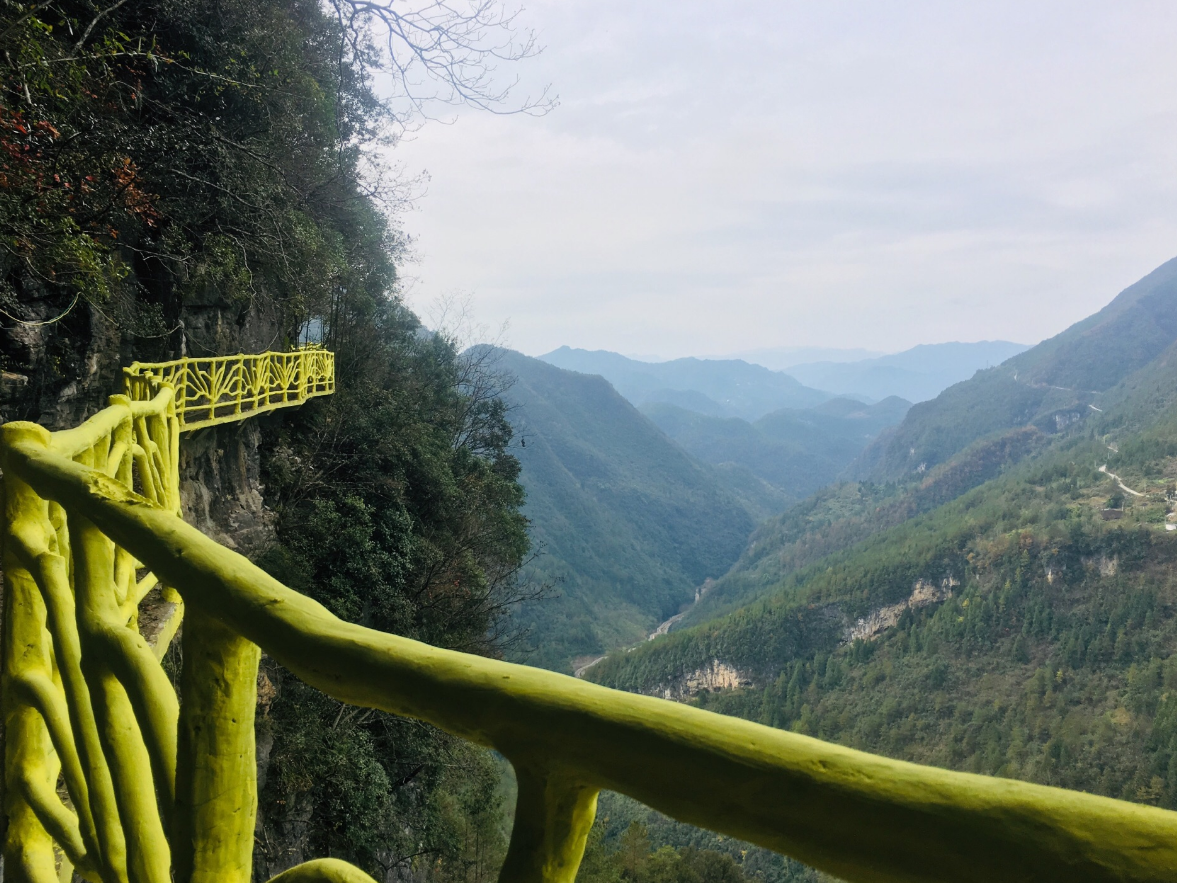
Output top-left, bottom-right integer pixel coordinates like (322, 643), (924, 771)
(4, 392), (1177, 882)
(1, 390), (185, 883)
(123, 346), (334, 432)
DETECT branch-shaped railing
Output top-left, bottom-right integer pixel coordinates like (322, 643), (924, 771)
(4, 402), (1177, 882)
(1, 390), (184, 883)
(122, 346), (335, 432)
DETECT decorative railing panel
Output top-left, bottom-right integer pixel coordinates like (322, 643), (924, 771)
(1, 390), (183, 883)
(3, 365), (1177, 882)
(122, 346), (335, 432)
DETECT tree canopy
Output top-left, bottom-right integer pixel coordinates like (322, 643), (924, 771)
(3, 0), (544, 877)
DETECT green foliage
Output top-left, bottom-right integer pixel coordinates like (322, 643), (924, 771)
(0, 3), (543, 871)
(576, 801), (843, 883)
(591, 438), (1138, 690)
(2, 0), (540, 878)
(1, 0), (395, 326)
(587, 336), (1177, 877)
(0, 0), (416, 428)
(681, 426), (1043, 626)
(642, 397), (909, 506)
(257, 313), (529, 877)
(683, 527), (1177, 807)
(263, 675), (508, 878)
(576, 817), (781, 883)
(494, 350), (757, 670)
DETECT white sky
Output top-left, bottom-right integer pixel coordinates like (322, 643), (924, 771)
(388, 1), (1177, 359)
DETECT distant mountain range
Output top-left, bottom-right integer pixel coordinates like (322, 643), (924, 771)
(539, 347), (833, 420)
(718, 345), (886, 370)
(783, 340), (1030, 403)
(540, 341), (1029, 423)
(587, 255), (1177, 852)
(497, 352), (911, 672)
(857, 257), (1177, 482)
(512, 259), (1177, 881)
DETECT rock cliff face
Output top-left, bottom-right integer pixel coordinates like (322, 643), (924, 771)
(0, 293), (125, 430)
(180, 419), (275, 554)
(844, 577), (958, 643)
(658, 660), (754, 702)
(0, 287), (285, 556)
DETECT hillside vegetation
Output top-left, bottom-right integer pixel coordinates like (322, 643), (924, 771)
(496, 349), (757, 670)
(859, 257), (1177, 482)
(584, 259), (1177, 880)
(1, 1), (539, 879)
(679, 425), (1044, 627)
(644, 397), (909, 505)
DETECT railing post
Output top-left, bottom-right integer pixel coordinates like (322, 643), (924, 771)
(498, 763), (598, 883)
(70, 502), (172, 883)
(2, 426), (63, 883)
(172, 607), (260, 883)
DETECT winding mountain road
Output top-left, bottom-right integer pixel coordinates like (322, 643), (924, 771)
(1100, 464), (1144, 497)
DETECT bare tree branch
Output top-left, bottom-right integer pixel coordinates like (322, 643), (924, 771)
(326, 0), (556, 127)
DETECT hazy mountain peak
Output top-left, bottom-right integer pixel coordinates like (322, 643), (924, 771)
(856, 254), (1177, 481)
(784, 340), (1030, 404)
(538, 347), (834, 420)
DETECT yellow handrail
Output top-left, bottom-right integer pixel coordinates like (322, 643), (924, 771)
(1, 348), (333, 883)
(4, 397), (1177, 881)
(123, 346), (335, 431)
(2, 392), (183, 883)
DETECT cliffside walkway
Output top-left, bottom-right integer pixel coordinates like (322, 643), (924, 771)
(4, 348), (1177, 883)
(122, 347), (335, 432)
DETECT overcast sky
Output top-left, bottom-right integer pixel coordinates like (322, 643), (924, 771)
(389, 1), (1177, 359)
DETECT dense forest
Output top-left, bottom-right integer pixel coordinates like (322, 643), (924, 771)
(493, 348), (757, 670)
(587, 262), (1177, 880)
(1, 0), (542, 878)
(642, 396), (909, 505)
(497, 350), (912, 673)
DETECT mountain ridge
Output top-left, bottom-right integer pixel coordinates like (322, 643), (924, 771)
(582, 257), (1177, 830)
(494, 348), (758, 670)
(643, 396), (910, 506)
(786, 340), (1029, 403)
(539, 347), (837, 420)
(853, 257), (1177, 483)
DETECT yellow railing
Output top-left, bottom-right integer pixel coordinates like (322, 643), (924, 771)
(4, 383), (1177, 882)
(122, 346), (335, 432)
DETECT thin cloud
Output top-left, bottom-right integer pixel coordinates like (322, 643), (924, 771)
(391, 0), (1177, 357)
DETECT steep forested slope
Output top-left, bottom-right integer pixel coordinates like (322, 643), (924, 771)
(643, 397), (910, 504)
(858, 257), (1177, 481)
(589, 282), (1177, 822)
(497, 350), (757, 670)
(680, 426), (1044, 627)
(1, 2), (536, 879)
(574, 257), (1177, 883)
